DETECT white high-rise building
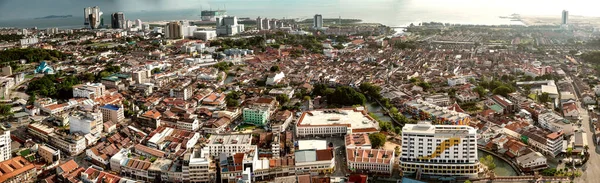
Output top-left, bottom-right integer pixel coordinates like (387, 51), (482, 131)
(562, 10), (569, 25)
(69, 111), (103, 137)
(400, 122), (480, 178)
(136, 19), (143, 28)
(216, 16), (245, 36)
(84, 6), (103, 29)
(313, 14), (323, 29)
(0, 130), (11, 161)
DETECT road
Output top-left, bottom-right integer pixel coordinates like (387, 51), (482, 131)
(567, 73), (600, 182)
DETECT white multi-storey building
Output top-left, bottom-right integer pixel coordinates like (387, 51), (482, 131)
(69, 111), (103, 137)
(347, 148), (395, 175)
(202, 134), (254, 157)
(100, 104), (124, 123)
(0, 130), (11, 161)
(187, 149), (216, 183)
(400, 122), (480, 178)
(296, 107), (380, 137)
(73, 83), (106, 99)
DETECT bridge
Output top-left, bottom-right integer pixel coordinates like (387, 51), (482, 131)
(389, 27), (408, 29)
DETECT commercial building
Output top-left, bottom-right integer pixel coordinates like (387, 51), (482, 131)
(111, 12), (125, 29)
(296, 107), (380, 137)
(170, 83), (193, 100)
(84, 6), (103, 29)
(193, 30), (217, 41)
(146, 127), (200, 151)
(202, 134), (254, 156)
(20, 37), (38, 46)
(216, 16), (245, 36)
(562, 10), (569, 25)
(100, 104), (125, 123)
(313, 14), (323, 29)
(49, 133), (87, 155)
(201, 10), (226, 21)
(521, 128), (564, 157)
(294, 149), (334, 174)
(0, 130), (10, 161)
(73, 83), (106, 99)
(538, 112), (573, 134)
(38, 145), (60, 165)
(186, 148), (216, 183)
(347, 148), (395, 175)
(132, 69), (152, 84)
(69, 111), (103, 136)
(515, 151), (547, 170)
(165, 22), (183, 39)
(28, 123), (54, 142)
(402, 99), (471, 125)
(400, 122), (480, 178)
(243, 107), (270, 126)
(0, 156), (37, 183)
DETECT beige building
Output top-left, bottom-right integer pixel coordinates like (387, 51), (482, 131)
(38, 145), (60, 165)
(100, 104), (125, 123)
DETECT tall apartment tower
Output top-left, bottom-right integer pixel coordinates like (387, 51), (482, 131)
(313, 14), (323, 29)
(562, 10), (569, 25)
(165, 21), (183, 39)
(84, 6), (103, 29)
(400, 122), (480, 178)
(111, 12), (125, 29)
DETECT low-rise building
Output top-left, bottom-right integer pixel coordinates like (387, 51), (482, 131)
(72, 83), (106, 99)
(243, 107), (270, 126)
(202, 134), (255, 157)
(402, 99), (471, 125)
(0, 156), (37, 183)
(515, 151), (547, 171)
(294, 149), (335, 174)
(49, 133), (87, 155)
(346, 148), (395, 175)
(38, 145), (60, 166)
(296, 107), (379, 137)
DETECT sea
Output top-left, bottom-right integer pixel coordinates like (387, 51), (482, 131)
(0, 0), (599, 29)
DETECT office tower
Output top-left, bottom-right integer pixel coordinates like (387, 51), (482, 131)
(136, 19), (143, 28)
(400, 122), (480, 178)
(0, 130), (11, 161)
(111, 12), (125, 29)
(165, 22), (183, 39)
(21, 29), (28, 36)
(314, 14), (323, 29)
(216, 16), (245, 36)
(562, 10), (569, 25)
(201, 10), (227, 21)
(84, 6), (103, 29)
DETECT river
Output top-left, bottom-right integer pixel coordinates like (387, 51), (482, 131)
(478, 150), (518, 176)
(365, 102), (393, 123)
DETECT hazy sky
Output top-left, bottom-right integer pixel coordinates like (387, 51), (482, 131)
(0, 0), (599, 21)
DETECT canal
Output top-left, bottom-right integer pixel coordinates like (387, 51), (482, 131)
(365, 102), (393, 123)
(477, 150), (518, 176)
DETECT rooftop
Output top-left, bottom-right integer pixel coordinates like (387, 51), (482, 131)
(298, 140), (327, 150)
(101, 104), (120, 111)
(208, 134), (252, 145)
(296, 107), (379, 131)
(0, 156), (36, 183)
(402, 121), (477, 135)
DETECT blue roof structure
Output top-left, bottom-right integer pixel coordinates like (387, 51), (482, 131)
(102, 104), (120, 111)
(401, 178), (427, 183)
(34, 61), (54, 74)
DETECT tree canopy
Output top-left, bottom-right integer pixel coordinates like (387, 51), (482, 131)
(27, 74), (80, 99)
(0, 48), (69, 64)
(368, 133), (387, 149)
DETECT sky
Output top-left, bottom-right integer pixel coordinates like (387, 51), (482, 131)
(1, 0), (600, 21)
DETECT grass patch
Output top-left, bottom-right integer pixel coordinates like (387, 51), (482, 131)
(528, 93), (537, 101)
(20, 149), (31, 156)
(237, 124), (257, 131)
(25, 74), (34, 79)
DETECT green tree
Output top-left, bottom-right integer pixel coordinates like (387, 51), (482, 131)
(394, 126), (402, 134)
(303, 96), (311, 101)
(539, 92), (550, 103)
(368, 133), (387, 149)
(541, 168), (557, 176)
(151, 68), (161, 74)
(492, 86), (512, 97)
(479, 155), (496, 171)
(276, 94), (290, 105)
(359, 82), (382, 100)
(0, 104), (12, 116)
(464, 180), (472, 183)
(473, 86), (487, 97)
(394, 146), (400, 156)
(270, 65), (280, 72)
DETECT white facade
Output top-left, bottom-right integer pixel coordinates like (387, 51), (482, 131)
(516, 152), (547, 169)
(216, 16), (245, 36)
(0, 131), (11, 161)
(313, 14), (323, 29)
(202, 134), (254, 156)
(347, 148), (394, 175)
(266, 72), (285, 86)
(20, 37), (39, 46)
(538, 112), (570, 133)
(100, 104), (124, 123)
(49, 133), (87, 155)
(193, 30), (217, 41)
(400, 122), (480, 178)
(182, 25), (198, 38)
(69, 111), (103, 137)
(188, 149), (216, 183)
(296, 107), (380, 137)
(73, 83), (106, 99)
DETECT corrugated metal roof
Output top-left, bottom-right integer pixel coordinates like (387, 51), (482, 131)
(295, 150), (316, 163)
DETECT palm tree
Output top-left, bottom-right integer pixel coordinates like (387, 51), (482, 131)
(584, 145), (589, 154)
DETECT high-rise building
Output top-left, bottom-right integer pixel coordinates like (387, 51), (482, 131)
(84, 6), (103, 29)
(216, 16), (245, 36)
(111, 12), (125, 29)
(400, 122), (480, 178)
(313, 14), (323, 29)
(256, 17), (264, 30)
(136, 19), (143, 28)
(165, 22), (183, 39)
(0, 130), (11, 161)
(562, 10), (569, 25)
(21, 29), (28, 36)
(201, 10), (226, 21)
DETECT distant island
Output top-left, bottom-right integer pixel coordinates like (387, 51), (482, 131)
(34, 15), (73, 19)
